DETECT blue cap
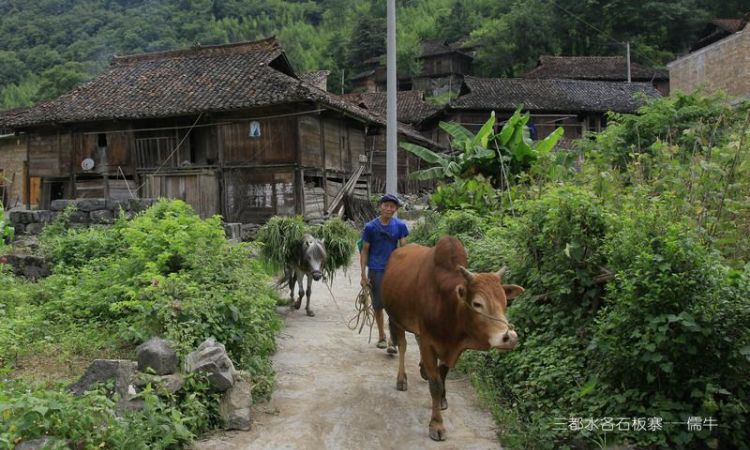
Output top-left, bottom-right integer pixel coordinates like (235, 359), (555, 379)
(379, 193), (402, 206)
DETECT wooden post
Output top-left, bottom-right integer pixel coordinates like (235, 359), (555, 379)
(318, 112), (328, 211)
(295, 116), (304, 216)
(25, 134), (30, 209)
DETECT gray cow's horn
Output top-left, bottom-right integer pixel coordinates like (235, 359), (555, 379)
(459, 266), (475, 282)
(496, 266), (508, 280)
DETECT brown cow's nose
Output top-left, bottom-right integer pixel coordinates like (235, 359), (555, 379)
(501, 330), (518, 349)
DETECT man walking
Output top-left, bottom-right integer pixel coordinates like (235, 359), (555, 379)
(360, 194), (409, 353)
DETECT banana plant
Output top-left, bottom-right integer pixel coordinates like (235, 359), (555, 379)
(402, 108), (564, 187)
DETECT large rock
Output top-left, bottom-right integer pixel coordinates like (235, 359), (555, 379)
(31, 210), (57, 224)
(76, 198), (107, 212)
(240, 223), (260, 241)
(15, 436), (65, 450)
(68, 211), (91, 224)
(219, 377), (253, 431)
(106, 198), (129, 212)
(135, 373), (185, 395)
(136, 337), (178, 375)
(185, 338), (236, 391)
(24, 222), (46, 235)
(50, 199), (76, 211)
(69, 359), (137, 400)
(90, 209), (115, 224)
(0, 255), (50, 280)
(9, 210), (34, 224)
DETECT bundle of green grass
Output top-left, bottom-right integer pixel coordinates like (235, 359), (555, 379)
(257, 216), (358, 281)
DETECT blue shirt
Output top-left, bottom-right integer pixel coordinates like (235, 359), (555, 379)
(362, 217), (409, 272)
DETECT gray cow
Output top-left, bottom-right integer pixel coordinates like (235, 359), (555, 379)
(286, 234), (327, 317)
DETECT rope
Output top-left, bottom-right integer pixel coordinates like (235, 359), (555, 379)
(348, 286), (376, 343)
(462, 297), (514, 330)
(323, 280), (376, 343)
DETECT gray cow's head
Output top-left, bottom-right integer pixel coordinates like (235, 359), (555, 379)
(302, 234), (327, 281)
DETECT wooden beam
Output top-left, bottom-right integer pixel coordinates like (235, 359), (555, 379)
(318, 111), (328, 211)
(25, 134), (30, 209)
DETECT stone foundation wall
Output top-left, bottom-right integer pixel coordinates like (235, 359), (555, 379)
(8, 198), (157, 235)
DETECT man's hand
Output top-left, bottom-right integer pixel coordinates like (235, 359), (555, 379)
(360, 275), (369, 288)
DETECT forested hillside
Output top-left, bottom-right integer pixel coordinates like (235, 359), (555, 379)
(0, 0), (746, 111)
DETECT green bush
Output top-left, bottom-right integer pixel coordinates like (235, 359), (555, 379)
(0, 376), (221, 449)
(510, 186), (609, 325)
(430, 178), (501, 213)
(588, 208), (750, 449)
(1, 199), (283, 446)
(408, 209), (488, 247)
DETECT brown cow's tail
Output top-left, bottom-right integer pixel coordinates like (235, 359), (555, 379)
(388, 320), (401, 347)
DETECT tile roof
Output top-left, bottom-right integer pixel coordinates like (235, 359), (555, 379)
(690, 18), (748, 51)
(0, 38), (435, 147)
(342, 90), (441, 124)
(299, 70), (330, 89)
(451, 76), (660, 113)
(522, 56), (668, 81)
(419, 39), (473, 59)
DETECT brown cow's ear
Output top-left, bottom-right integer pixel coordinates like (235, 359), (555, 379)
(455, 284), (467, 301)
(504, 284), (524, 300)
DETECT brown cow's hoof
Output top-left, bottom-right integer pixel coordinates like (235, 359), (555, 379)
(306, 309), (315, 317)
(396, 376), (407, 391)
(429, 424), (447, 441)
(294, 300), (302, 310)
(441, 398), (448, 410)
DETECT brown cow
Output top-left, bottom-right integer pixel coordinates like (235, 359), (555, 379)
(382, 235), (524, 441)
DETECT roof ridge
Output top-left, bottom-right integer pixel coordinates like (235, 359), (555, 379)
(112, 36), (280, 65)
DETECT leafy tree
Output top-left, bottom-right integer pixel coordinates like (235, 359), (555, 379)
(0, 50), (27, 86)
(35, 62), (89, 101)
(347, 15), (386, 72)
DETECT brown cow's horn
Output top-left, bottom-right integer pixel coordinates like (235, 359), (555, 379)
(459, 266), (475, 281)
(496, 266), (508, 280)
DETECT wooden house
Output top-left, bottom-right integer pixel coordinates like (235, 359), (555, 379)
(441, 76), (662, 146)
(343, 90), (442, 193)
(523, 55), (670, 95)
(412, 39), (475, 97)
(0, 38), (437, 222)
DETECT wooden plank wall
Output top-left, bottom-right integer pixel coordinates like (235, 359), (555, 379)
(75, 131), (133, 176)
(323, 118), (343, 172)
(298, 115), (323, 168)
(348, 127), (365, 171)
(28, 132), (71, 178)
(144, 170), (220, 218)
(221, 118), (297, 165)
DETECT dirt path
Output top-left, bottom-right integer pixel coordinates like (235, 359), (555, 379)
(194, 260), (502, 450)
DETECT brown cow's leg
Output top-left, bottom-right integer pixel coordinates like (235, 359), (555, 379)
(439, 364), (449, 410)
(389, 321), (407, 391)
(419, 341), (446, 441)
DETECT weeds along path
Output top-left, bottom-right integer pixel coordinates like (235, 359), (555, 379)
(194, 258), (502, 450)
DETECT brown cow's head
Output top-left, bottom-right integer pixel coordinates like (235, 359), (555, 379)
(456, 266), (524, 350)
